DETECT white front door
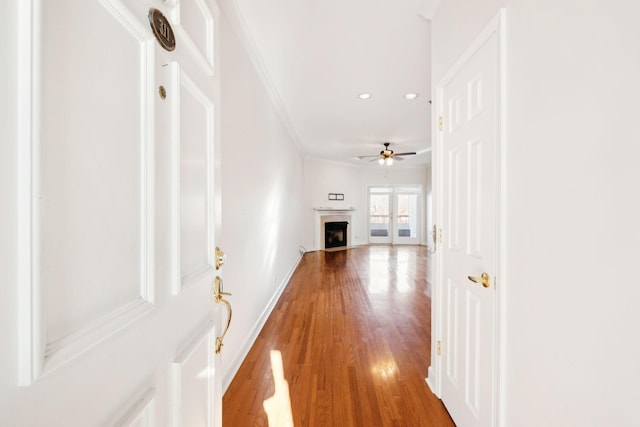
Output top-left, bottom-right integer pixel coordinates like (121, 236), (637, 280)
(5, 0), (226, 425)
(435, 13), (503, 427)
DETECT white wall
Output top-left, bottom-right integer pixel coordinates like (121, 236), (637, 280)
(0, 0), (18, 414)
(218, 6), (307, 389)
(432, 1), (640, 425)
(303, 159), (364, 248)
(304, 159), (430, 247)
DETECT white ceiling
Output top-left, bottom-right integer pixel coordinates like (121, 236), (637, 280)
(233, 0), (440, 167)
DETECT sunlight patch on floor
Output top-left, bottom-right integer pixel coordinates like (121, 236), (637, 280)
(372, 358), (398, 380)
(263, 350), (294, 427)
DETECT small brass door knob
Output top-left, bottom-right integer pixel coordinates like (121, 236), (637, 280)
(468, 272), (491, 288)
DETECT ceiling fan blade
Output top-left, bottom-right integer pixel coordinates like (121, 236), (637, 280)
(358, 155), (381, 159)
(391, 152), (417, 157)
(394, 156), (405, 161)
(369, 157), (383, 163)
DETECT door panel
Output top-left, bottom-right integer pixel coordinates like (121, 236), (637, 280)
(447, 149), (461, 251)
(439, 28), (498, 427)
(178, 68), (215, 287)
(468, 138), (483, 258)
(445, 278), (460, 383)
(32, 0), (156, 380)
(172, 323), (217, 427)
(114, 390), (156, 426)
(178, 0), (215, 71)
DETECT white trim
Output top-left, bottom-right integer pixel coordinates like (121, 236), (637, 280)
(17, 0), (41, 386)
(426, 366), (437, 393)
(172, 0), (216, 76)
(222, 252), (303, 392)
(111, 388), (157, 427)
(495, 10), (507, 427)
(43, 300), (154, 372)
(429, 9), (506, 427)
(169, 61), (182, 295)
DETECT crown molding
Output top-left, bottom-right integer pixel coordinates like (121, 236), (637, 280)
(217, 0), (305, 153)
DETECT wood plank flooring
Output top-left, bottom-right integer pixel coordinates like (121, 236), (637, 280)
(223, 245), (455, 426)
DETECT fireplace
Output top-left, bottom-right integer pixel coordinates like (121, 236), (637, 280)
(325, 221), (349, 249)
(314, 210), (354, 251)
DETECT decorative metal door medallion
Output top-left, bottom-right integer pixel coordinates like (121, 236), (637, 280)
(148, 8), (175, 51)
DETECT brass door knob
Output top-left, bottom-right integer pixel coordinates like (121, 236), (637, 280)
(214, 276), (231, 301)
(213, 276), (232, 355)
(468, 272), (491, 288)
(215, 246), (226, 270)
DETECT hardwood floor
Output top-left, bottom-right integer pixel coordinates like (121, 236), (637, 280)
(223, 245), (455, 427)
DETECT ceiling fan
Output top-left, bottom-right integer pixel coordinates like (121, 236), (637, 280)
(358, 142), (417, 165)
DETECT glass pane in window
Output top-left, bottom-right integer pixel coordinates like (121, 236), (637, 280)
(369, 194), (390, 237)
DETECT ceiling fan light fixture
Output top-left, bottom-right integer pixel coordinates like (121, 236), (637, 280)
(404, 93), (418, 100)
(358, 93), (372, 100)
(386, 157), (394, 166)
(378, 158), (385, 165)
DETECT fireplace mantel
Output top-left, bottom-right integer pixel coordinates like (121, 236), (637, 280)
(313, 207), (356, 212)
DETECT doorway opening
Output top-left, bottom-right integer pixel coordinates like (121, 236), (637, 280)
(368, 186), (422, 244)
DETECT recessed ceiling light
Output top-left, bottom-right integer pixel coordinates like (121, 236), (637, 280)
(358, 93), (372, 100)
(404, 93), (418, 100)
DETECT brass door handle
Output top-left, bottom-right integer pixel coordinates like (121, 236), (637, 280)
(213, 276), (232, 354)
(468, 272), (491, 288)
(215, 246), (226, 270)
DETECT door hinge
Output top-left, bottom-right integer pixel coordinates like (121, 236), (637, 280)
(439, 116), (444, 132)
(437, 340), (442, 356)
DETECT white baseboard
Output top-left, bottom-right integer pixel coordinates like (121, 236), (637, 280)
(222, 252), (304, 393)
(426, 365), (439, 397)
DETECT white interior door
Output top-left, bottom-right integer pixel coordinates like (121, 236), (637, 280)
(6, 0), (226, 425)
(436, 15), (501, 427)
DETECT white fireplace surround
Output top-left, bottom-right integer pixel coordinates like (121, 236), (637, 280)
(313, 208), (355, 251)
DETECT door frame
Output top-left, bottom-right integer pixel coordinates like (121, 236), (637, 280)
(428, 9), (506, 427)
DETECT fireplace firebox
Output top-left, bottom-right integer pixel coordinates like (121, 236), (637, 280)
(324, 221), (349, 249)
